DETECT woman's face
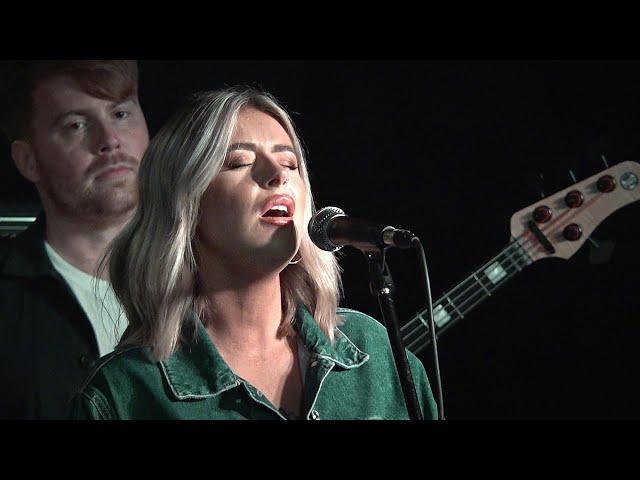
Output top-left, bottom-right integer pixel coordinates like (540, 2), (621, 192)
(197, 107), (307, 273)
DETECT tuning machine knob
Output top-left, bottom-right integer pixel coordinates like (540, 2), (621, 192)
(565, 190), (584, 208)
(597, 175), (616, 193)
(533, 206), (552, 223)
(563, 223), (583, 241)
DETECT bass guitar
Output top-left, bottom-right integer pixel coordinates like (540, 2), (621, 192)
(403, 160), (640, 355)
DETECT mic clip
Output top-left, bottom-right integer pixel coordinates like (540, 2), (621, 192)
(382, 226), (417, 250)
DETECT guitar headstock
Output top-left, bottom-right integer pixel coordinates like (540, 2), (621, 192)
(510, 160), (640, 262)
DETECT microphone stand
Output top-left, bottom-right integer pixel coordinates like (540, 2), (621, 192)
(367, 248), (424, 420)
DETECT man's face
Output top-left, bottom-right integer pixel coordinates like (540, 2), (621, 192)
(26, 74), (149, 221)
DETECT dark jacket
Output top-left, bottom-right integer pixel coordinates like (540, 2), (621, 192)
(70, 305), (438, 420)
(0, 214), (99, 419)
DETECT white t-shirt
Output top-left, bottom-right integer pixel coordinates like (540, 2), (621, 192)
(44, 241), (128, 357)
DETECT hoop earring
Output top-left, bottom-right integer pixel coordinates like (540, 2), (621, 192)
(288, 252), (302, 265)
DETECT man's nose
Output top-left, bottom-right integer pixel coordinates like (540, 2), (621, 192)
(97, 123), (121, 153)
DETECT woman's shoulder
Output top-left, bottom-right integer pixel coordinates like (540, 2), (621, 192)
(335, 307), (389, 344)
(78, 345), (156, 393)
(71, 345), (163, 419)
(335, 307), (422, 361)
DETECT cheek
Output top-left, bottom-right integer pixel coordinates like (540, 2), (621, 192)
(37, 149), (87, 183)
(131, 125), (150, 155)
(199, 187), (227, 233)
(199, 178), (250, 236)
(197, 190), (227, 251)
(293, 180), (308, 222)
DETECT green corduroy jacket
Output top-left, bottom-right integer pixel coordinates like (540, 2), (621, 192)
(70, 305), (438, 420)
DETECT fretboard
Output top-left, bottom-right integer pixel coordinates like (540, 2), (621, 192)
(402, 239), (533, 355)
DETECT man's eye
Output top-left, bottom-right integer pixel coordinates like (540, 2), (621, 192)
(115, 111), (130, 120)
(67, 121), (86, 131)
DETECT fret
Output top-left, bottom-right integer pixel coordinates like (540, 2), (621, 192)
(473, 273), (491, 296)
(512, 239), (533, 267)
(403, 240), (531, 355)
(401, 314), (429, 340)
(502, 246), (522, 272)
(401, 311), (425, 331)
(446, 296), (464, 319)
(444, 275), (481, 304)
(406, 330), (430, 353)
(439, 273), (489, 314)
(449, 275), (491, 317)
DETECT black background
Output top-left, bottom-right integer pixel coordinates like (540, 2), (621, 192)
(2, 60), (639, 419)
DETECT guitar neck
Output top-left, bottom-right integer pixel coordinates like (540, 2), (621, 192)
(403, 239), (533, 355)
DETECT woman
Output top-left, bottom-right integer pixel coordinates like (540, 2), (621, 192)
(70, 86), (437, 420)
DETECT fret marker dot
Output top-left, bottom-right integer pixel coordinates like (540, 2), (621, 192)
(432, 304), (452, 328)
(484, 262), (507, 285)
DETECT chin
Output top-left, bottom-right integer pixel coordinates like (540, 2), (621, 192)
(84, 192), (138, 219)
(242, 245), (298, 270)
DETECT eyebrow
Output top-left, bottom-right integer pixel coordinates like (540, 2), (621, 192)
(50, 98), (136, 127)
(51, 110), (87, 127)
(228, 143), (296, 154)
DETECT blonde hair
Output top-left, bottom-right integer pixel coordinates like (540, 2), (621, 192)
(107, 86), (343, 361)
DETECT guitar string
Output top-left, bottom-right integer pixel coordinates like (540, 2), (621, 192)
(404, 237), (531, 338)
(405, 262), (525, 353)
(404, 253), (528, 352)
(404, 229), (553, 353)
(403, 186), (599, 327)
(405, 188), (619, 353)
(402, 233), (537, 351)
(401, 234), (531, 335)
(400, 234), (532, 335)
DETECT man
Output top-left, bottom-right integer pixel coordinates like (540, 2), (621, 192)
(0, 61), (150, 419)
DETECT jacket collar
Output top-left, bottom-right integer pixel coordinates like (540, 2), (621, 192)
(161, 305), (370, 400)
(1, 213), (58, 278)
(294, 304), (370, 369)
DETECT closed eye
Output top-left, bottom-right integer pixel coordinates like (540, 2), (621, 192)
(226, 162), (254, 169)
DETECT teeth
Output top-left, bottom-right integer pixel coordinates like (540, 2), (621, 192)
(271, 205), (289, 214)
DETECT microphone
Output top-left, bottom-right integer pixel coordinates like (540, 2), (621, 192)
(308, 206), (417, 252)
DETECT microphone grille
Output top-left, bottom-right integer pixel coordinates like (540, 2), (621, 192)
(308, 206), (345, 252)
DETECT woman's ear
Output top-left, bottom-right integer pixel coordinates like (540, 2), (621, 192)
(11, 140), (40, 183)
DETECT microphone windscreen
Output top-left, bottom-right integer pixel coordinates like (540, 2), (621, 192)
(308, 206), (345, 251)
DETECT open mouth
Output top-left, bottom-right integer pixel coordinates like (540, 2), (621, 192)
(260, 195), (295, 225)
(262, 205), (291, 217)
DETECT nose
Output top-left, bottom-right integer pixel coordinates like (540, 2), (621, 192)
(260, 156), (289, 189)
(96, 122), (121, 153)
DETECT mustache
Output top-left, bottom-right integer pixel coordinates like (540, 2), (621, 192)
(86, 153), (140, 178)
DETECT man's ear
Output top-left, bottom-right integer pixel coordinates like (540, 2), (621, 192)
(11, 140), (40, 183)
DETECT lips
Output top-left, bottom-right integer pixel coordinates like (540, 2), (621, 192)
(260, 194), (295, 225)
(90, 153), (139, 180)
(95, 165), (133, 179)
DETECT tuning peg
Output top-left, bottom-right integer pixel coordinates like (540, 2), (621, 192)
(535, 172), (546, 199)
(568, 169), (578, 183)
(588, 235), (615, 265)
(600, 154), (609, 169)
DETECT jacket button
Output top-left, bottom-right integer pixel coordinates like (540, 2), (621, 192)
(310, 410), (320, 420)
(78, 354), (94, 369)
